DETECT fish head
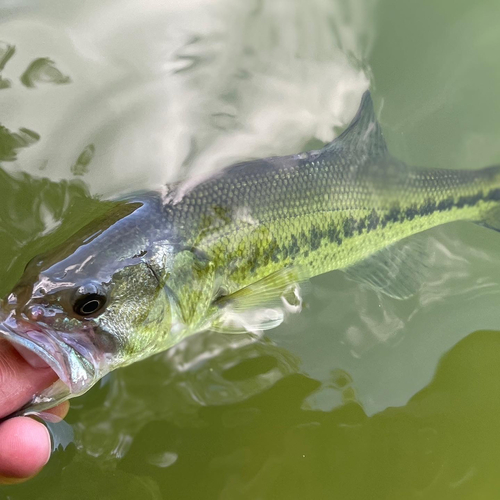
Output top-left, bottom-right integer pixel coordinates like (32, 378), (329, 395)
(0, 197), (181, 414)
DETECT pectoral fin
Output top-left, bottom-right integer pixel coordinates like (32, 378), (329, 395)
(211, 267), (307, 334)
(211, 308), (285, 334)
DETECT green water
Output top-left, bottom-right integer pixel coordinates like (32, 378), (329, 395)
(2, 0), (500, 498)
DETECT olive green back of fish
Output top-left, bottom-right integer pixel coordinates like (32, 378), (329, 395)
(162, 92), (500, 329)
(6, 91), (500, 394)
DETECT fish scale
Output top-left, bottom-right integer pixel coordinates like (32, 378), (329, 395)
(3, 91), (500, 415)
(163, 95), (500, 320)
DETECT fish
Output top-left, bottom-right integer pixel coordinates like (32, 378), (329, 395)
(2, 91), (500, 415)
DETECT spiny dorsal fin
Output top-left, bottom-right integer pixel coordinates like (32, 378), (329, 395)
(320, 91), (388, 160)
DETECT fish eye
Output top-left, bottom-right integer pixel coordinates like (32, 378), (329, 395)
(72, 283), (107, 317)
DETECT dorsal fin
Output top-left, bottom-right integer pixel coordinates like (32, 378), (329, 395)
(319, 91), (388, 160)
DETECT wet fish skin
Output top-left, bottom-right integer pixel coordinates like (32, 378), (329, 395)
(163, 93), (500, 327)
(2, 91), (500, 413)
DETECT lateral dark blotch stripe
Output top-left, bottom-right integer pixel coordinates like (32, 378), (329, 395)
(357, 216), (366, 234)
(248, 245), (261, 274)
(486, 188), (500, 201)
(405, 205), (418, 221)
(261, 240), (280, 267)
(437, 197), (454, 211)
(270, 240), (281, 263)
(367, 209), (380, 231)
(288, 234), (300, 257)
(310, 226), (323, 251)
(343, 216), (355, 238)
(327, 222), (342, 245)
(419, 199), (437, 216)
(382, 204), (401, 227)
(456, 192), (482, 208)
(418, 191), (487, 218)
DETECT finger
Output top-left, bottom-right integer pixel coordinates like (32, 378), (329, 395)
(0, 416), (51, 483)
(0, 340), (58, 418)
(44, 401), (70, 420)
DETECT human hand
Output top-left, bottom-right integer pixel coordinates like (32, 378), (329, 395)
(0, 340), (69, 484)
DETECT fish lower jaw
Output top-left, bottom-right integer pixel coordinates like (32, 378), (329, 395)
(12, 343), (51, 369)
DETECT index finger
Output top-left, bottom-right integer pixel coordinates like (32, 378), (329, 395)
(0, 339), (58, 418)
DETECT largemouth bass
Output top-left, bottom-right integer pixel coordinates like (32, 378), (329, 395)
(2, 91), (500, 414)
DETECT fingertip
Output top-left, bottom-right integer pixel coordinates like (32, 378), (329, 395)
(45, 401), (70, 420)
(0, 417), (51, 480)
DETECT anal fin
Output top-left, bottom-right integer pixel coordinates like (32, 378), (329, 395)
(477, 205), (500, 232)
(343, 235), (430, 299)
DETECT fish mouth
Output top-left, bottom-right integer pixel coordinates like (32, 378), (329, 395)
(0, 314), (102, 415)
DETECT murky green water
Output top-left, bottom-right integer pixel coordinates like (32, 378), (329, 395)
(2, 0), (500, 498)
